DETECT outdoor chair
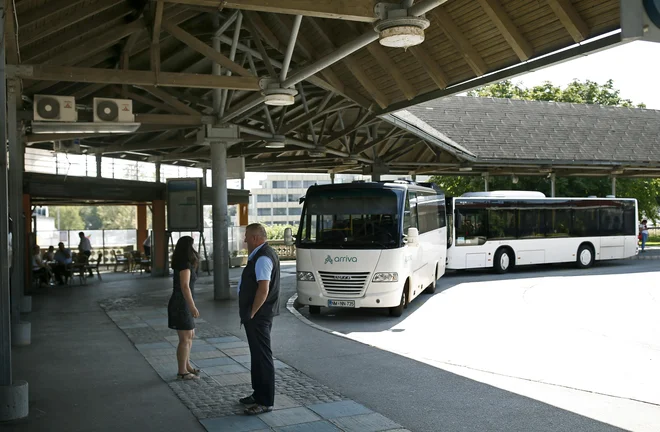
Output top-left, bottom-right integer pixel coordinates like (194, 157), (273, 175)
(85, 253), (103, 281)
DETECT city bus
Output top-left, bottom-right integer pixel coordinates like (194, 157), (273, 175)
(446, 191), (638, 273)
(285, 181), (447, 317)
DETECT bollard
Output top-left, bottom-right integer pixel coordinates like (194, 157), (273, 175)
(0, 380), (28, 422)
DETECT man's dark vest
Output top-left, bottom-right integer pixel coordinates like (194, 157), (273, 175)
(239, 243), (280, 323)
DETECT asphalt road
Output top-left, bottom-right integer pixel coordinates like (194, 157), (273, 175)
(290, 259), (660, 432)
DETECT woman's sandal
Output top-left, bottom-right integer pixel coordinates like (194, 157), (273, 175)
(177, 372), (199, 380)
(244, 405), (273, 416)
(188, 367), (201, 375)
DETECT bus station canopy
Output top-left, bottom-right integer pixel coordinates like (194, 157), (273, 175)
(9, 0), (637, 177)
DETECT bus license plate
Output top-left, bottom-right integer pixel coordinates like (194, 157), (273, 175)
(328, 300), (355, 308)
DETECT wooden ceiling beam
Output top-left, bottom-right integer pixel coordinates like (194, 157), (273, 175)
(431, 8), (488, 76)
(162, 19), (254, 77)
(12, 65), (261, 91)
(139, 85), (201, 115)
(163, 0), (378, 22)
(20, 0), (125, 47)
(118, 88), (180, 113)
(546, 0), (589, 43)
(5, 0), (20, 65)
(408, 46), (449, 89)
(344, 21), (417, 101)
(308, 18), (388, 109)
(477, 0), (533, 61)
(18, 0), (85, 27)
(279, 100), (348, 135)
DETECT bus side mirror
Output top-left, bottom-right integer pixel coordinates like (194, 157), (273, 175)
(406, 227), (419, 246)
(284, 228), (294, 246)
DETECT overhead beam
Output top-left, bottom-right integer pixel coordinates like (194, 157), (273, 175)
(163, 0), (379, 22)
(18, 0), (85, 27)
(134, 114), (208, 125)
(477, 0), (533, 61)
(408, 46), (449, 89)
(139, 85), (200, 115)
(10, 65), (261, 91)
(546, 0), (589, 43)
(102, 139), (196, 154)
(20, 0), (124, 46)
(431, 8), (488, 76)
(162, 18), (254, 77)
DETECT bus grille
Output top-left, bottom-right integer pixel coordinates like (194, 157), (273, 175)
(318, 271), (370, 297)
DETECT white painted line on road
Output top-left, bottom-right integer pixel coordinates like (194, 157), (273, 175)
(286, 294), (363, 342)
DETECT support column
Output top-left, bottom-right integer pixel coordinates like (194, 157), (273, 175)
(330, 173), (335, 184)
(22, 194), (31, 291)
(371, 173), (381, 182)
(483, 173), (489, 192)
(96, 153), (102, 178)
(411, 174), (417, 182)
(611, 176), (616, 197)
(212, 141), (231, 300)
(155, 162), (161, 183)
(202, 168), (207, 187)
(550, 173), (556, 197)
(8, 80), (29, 345)
(152, 200), (166, 276)
(137, 204), (147, 254)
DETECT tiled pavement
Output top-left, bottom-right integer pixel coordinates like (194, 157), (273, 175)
(100, 292), (409, 432)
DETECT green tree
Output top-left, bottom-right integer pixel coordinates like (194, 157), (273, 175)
(441, 79), (657, 221)
(49, 206), (85, 230)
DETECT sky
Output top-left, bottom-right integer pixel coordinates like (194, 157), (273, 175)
(241, 40), (660, 189)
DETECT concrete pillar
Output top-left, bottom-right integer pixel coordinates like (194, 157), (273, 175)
(330, 173), (335, 184)
(550, 173), (556, 197)
(22, 194), (31, 290)
(151, 200), (166, 276)
(155, 162), (161, 183)
(211, 141), (231, 300)
(137, 204), (147, 253)
(411, 174), (417, 182)
(96, 153), (102, 178)
(483, 173), (489, 192)
(372, 173), (381, 182)
(8, 80), (24, 325)
(202, 168), (207, 187)
(611, 177), (616, 197)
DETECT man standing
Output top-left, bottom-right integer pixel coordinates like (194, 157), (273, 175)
(238, 223), (280, 415)
(78, 232), (93, 277)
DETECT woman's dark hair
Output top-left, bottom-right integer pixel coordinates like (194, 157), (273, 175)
(171, 236), (198, 271)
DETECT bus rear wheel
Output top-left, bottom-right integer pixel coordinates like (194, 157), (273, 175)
(309, 305), (321, 315)
(494, 248), (513, 274)
(389, 283), (408, 317)
(577, 244), (594, 268)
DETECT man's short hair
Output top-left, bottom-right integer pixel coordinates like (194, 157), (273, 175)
(246, 223), (267, 239)
(58, 242), (64, 247)
(79, 232), (85, 236)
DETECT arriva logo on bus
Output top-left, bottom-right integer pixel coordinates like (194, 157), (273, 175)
(324, 255), (358, 264)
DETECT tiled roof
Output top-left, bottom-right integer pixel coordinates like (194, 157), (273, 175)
(402, 96), (660, 164)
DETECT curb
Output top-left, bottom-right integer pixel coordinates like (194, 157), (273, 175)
(286, 294), (356, 342)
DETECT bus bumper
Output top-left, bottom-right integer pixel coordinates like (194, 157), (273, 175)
(296, 282), (402, 309)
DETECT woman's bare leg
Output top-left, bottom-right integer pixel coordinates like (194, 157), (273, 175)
(176, 330), (193, 375)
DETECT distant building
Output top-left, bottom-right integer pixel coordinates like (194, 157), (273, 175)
(249, 173), (430, 226)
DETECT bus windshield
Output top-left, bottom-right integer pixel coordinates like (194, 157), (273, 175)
(298, 188), (403, 249)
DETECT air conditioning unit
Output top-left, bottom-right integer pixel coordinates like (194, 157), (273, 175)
(33, 95), (77, 122)
(54, 140), (81, 154)
(93, 98), (134, 123)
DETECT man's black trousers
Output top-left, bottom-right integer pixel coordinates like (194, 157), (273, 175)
(244, 317), (274, 407)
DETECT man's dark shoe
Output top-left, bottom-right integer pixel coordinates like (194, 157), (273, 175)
(239, 395), (256, 405)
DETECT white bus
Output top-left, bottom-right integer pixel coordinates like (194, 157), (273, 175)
(286, 181), (447, 316)
(446, 191), (638, 273)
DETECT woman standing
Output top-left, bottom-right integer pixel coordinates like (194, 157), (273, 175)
(639, 219), (649, 252)
(168, 236), (201, 380)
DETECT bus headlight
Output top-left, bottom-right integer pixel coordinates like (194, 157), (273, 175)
(297, 271), (315, 281)
(372, 272), (398, 282)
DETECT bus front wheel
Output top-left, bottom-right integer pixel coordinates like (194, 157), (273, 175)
(577, 244), (594, 268)
(494, 248), (514, 274)
(309, 305), (321, 315)
(390, 283), (409, 317)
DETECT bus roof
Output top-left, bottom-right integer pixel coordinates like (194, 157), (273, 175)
(461, 191), (546, 198)
(306, 181), (441, 194)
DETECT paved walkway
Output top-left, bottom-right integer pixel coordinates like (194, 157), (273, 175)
(636, 245), (660, 259)
(8, 265), (408, 432)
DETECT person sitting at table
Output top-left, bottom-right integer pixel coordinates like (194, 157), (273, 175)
(53, 242), (73, 285)
(31, 245), (51, 288)
(43, 245), (55, 261)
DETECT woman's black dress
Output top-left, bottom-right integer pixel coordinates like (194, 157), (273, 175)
(167, 264), (197, 330)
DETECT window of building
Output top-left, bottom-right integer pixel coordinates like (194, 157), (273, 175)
(257, 194), (271, 203)
(273, 194), (287, 202)
(288, 180), (302, 188)
(288, 208), (302, 216)
(288, 194), (299, 202)
(272, 181), (287, 189)
(274, 208), (287, 216)
(257, 208), (272, 216)
(303, 180), (316, 188)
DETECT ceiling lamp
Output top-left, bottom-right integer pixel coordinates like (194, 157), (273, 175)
(374, 12), (429, 49)
(264, 135), (286, 149)
(260, 78), (298, 106)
